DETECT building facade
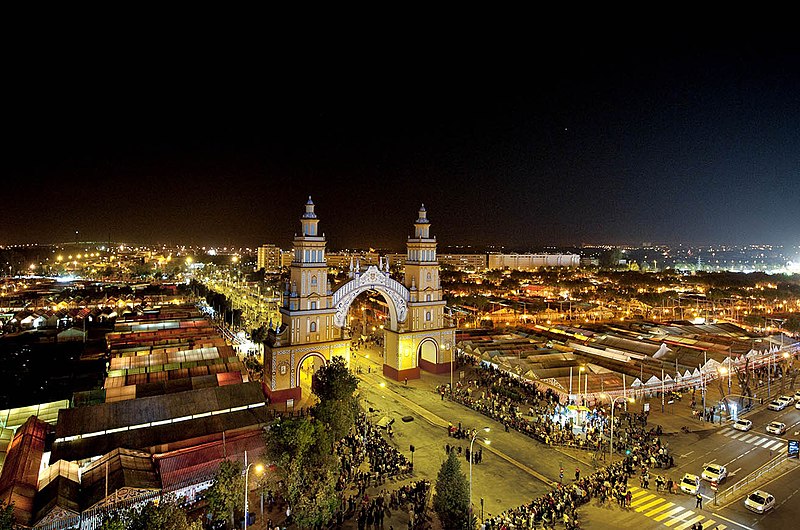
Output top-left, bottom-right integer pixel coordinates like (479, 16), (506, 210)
(256, 244), (282, 273)
(488, 253), (580, 270)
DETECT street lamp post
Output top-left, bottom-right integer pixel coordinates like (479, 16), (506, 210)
(445, 341), (453, 396)
(469, 427), (490, 523)
(243, 450), (264, 529)
(608, 396), (634, 457)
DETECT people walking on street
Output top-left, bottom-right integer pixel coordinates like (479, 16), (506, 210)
(695, 493), (703, 509)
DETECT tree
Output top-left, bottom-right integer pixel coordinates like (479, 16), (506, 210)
(100, 501), (202, 530)
(311, 355), (359, 443)
(265, 417), (340, 528)
(0, 501), (14, 530)
(432, 451), (472, 530)
(263, 357), (358, 528)
(206, 460), (244, 529)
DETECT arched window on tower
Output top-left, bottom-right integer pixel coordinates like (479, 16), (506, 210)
(426, 294), (431, 301)
(311, 275), (318, 287)
(426, 272), (432, 281)
(310, 321), (317, 332)
(425, 311), (432, 322)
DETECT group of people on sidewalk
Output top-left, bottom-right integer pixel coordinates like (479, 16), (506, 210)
(329, 413), (433, 529)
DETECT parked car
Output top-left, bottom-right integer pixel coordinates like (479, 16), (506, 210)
(766, 421), (787, 435)
(767, 399), (787, 411)
(793, 390), (800, 402)
(701, 463), (727, 482)
(744, 490), (775, 513)
(733, 419), (753, 431)
(680, 473), (701, 495)
(777, 395), (793, 405)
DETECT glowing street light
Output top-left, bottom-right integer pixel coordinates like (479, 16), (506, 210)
(469, 427), (490, 521)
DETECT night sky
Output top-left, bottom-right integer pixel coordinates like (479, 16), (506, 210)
(4, 35), (799, 250)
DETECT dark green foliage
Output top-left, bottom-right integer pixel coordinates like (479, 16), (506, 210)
(0, 501), (14, 530)
(205, 460), (244, 528)
(311, 356), (359, 443)
(100, 501), (202, 530)
(432, 451), (472, 530)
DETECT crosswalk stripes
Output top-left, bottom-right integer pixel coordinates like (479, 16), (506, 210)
(653, 506), (685, 522)
(719, 427), (785, 450)
(630, 493), (657, 507)
(625, 486), (726, 530)
(644, 501), (674, 516)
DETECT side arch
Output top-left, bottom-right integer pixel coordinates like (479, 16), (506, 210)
(295, 351), (327, 388)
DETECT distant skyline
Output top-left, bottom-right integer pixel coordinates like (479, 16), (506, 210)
(4, 36), (798, 249)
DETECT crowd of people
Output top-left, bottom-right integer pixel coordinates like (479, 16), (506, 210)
(441, 363), (611, 454)
(485, 458), (632, 529)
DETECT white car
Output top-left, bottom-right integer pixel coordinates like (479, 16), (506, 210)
(767, 400), (787, 411)
(777, 395), (794, 405)
(744, 490), (775, 513)
(680, 473), (701, 495)
(766, 421), (787, 435)
(793, 390), (800, 402)
(732, 419), (753, 431)
(796, 401), (800, 410)
(701, 463), (727, 482)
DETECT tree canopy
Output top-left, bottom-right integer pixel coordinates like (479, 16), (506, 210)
(311, 355), (359, 443)
(205, 459), (245, 528)
(100, 501), (202, 530)
(432, 451), (472, 530)
(264, 354), (358, 528)
(0, 501), (14, 530)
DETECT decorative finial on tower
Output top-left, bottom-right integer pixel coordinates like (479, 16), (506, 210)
(303, 197), (317, 219)
(416, 204), (429, 224)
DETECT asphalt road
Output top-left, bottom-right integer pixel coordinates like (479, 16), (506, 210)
(352, 347), (800, 529)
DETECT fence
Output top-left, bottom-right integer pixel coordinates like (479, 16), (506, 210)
(715, 452), (795, 506)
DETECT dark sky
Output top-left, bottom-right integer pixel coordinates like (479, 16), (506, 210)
(4, 34), (799, 250)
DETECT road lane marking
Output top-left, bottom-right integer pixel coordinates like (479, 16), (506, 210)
(674, 515), (705, 530)
(635, 498), (666, 512)
(664, 510), (695, 527)
(630, 489), (649, 499)
(700, 521), (722, 530)
(645, 501), (674, 516)
(630, 493), (656, 506)
(653, 506), (685, 521)
(358, 372), (562, 487)
(711, 512), (754, 530)
(739, 434), (755, 443)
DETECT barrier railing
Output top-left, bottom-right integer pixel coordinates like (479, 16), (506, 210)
(715, 452), (793, 505)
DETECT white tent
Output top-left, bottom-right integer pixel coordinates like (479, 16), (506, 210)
(653, 343), (671, 359)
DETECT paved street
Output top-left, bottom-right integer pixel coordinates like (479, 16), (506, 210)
(350, 344), (800, 530)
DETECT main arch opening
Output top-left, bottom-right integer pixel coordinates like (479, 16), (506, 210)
(346, 289), (390, 374)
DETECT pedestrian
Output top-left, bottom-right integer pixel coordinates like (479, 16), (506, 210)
(404, 377), (408, 386)
(575, 468), (580, 481)
(695, 493), (702, 509)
